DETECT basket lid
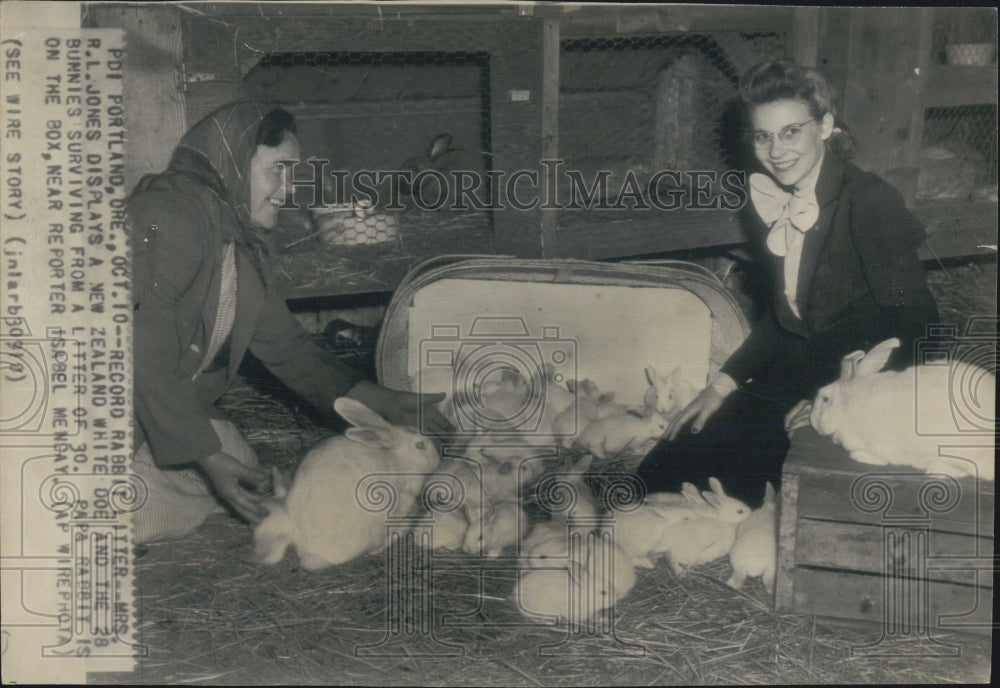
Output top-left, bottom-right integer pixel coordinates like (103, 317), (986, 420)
(377, 255), (749, 393)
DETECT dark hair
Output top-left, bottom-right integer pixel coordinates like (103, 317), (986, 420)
(739, 59), (857, 159)
(256, 107), (297, 148)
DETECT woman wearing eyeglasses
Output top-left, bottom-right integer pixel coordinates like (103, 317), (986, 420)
(635, 59), (939, 507)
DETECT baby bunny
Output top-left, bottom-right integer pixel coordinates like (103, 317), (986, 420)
(516, 534), (637, 624)
(656, 513), (739, 576)
(253, 398), (441, 571)
(573, 407), (669, 459)
(522, 455), (600, 567)
(481, 501), (529, 559)
(612, 478), (750, 568)
(553, 389), (637, 448)
(643, 365), (700, 418)
(810, 338), (996, 480)
(726, 482), (778, 594)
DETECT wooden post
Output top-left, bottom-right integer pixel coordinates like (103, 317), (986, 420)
(88, 4), (187, 191)
(790, 7), (821, 67)
(540, 18), (560, 259)
(842, 8), (927, 203)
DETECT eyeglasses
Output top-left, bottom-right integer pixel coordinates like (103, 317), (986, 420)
(747, 120), (818, 149)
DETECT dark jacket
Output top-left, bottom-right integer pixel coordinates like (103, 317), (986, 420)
(721, 152), (939, 390)
(130, 164), (364, 467)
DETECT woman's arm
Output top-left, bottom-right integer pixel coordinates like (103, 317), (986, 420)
(246, 285), (367, 417)
(130, 188), (223, 466)
(248, 286), (452, 434)
(720, 307), (788, 387)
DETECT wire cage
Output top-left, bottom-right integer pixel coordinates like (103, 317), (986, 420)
(918, 9), (998, 202)
(553, 31), (787, 239)
(245, 50), (495, 249)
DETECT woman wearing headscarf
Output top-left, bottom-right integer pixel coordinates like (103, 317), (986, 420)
(129, 101), (450, 543)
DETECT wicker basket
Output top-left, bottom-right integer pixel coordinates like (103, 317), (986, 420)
(310, 205), (400, 246)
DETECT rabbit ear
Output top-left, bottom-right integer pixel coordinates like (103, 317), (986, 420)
(708, 476), (727, 498)
(271, 466), (291, 500)
(428, 133), (454, 160)
(345, 426), (395, 451)
(574, 454), (594, 474)
(764, 482), (776, 504)
(666, 367), (681, 386)
(645, 366), (658, 387)
(681, 483), (704, 503)
(334, 397), (391, 430)
(702, 491), (722, 508)
(839, 350), (866, 382)
(856, 338), (901, 377)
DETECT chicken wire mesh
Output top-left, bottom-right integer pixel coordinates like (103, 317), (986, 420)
(919, 9), (998, 202)
(557, 32), (788, 207)
(245, 50), (494, 246)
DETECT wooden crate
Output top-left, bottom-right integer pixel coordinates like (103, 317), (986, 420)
(776, 427), (994, 639)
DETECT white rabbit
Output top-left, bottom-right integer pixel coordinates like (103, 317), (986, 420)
(810, 338), (996, 480)
(480, 500), (528, 558)
(643, 482), (706, 508)
(428, 509), (469, 552)
(253, 398), (441, 571)
(643, 365), (700, 418)
(727, 482), (778, 594)
(573, 408), (669, 459)
(516, 535), (636, 624)
(553, 391), (638, 448)
(612, 477), (750, 568)
(522, 521), (574, 567)
(656, 514), (739, 576)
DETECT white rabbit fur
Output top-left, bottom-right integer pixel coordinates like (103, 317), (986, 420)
(428, 509), (469, 552)
(726, 482), (778, 593)
(522, 455), (599, 567)
(657, 515), (739, 576)
(612, 478), (751, 568)
(253, 398), (440, 571)
(644, 365), (700, 417)
(553, 390), (638, 448)
(480, 501), (528, 558)
(810, 338), (996, 481)
(516, 535), (636, 624)
(573, 409), (669, 459)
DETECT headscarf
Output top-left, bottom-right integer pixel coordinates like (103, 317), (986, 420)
(131, 100), (273, 273)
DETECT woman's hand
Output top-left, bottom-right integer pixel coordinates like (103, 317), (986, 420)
(666, 386), (724, 441)
(783, 399), (814, 434)
(345, 380), (454, 436)
(198, 451), (272, 524)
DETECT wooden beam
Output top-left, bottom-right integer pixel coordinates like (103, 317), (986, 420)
(924, 66), (999, 108)
(540, 18), (560, 259)
(790, 7), (821, 67)
(842, 8), (927, 202)
(89, 4), (187, 190)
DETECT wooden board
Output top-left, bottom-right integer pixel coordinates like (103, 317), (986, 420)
(88, 4), (187, 191)
(784, 428), (994, 538)
(795, 519), (993, 587)
(791, 567), (993, 637)
(924, 66), (999, 108)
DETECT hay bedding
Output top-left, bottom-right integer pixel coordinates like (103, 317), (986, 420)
(113, 260), (995, 685)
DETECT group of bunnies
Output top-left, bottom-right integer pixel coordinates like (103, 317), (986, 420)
(252, 337), (994, 623)
(251, 363), (778, 623)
